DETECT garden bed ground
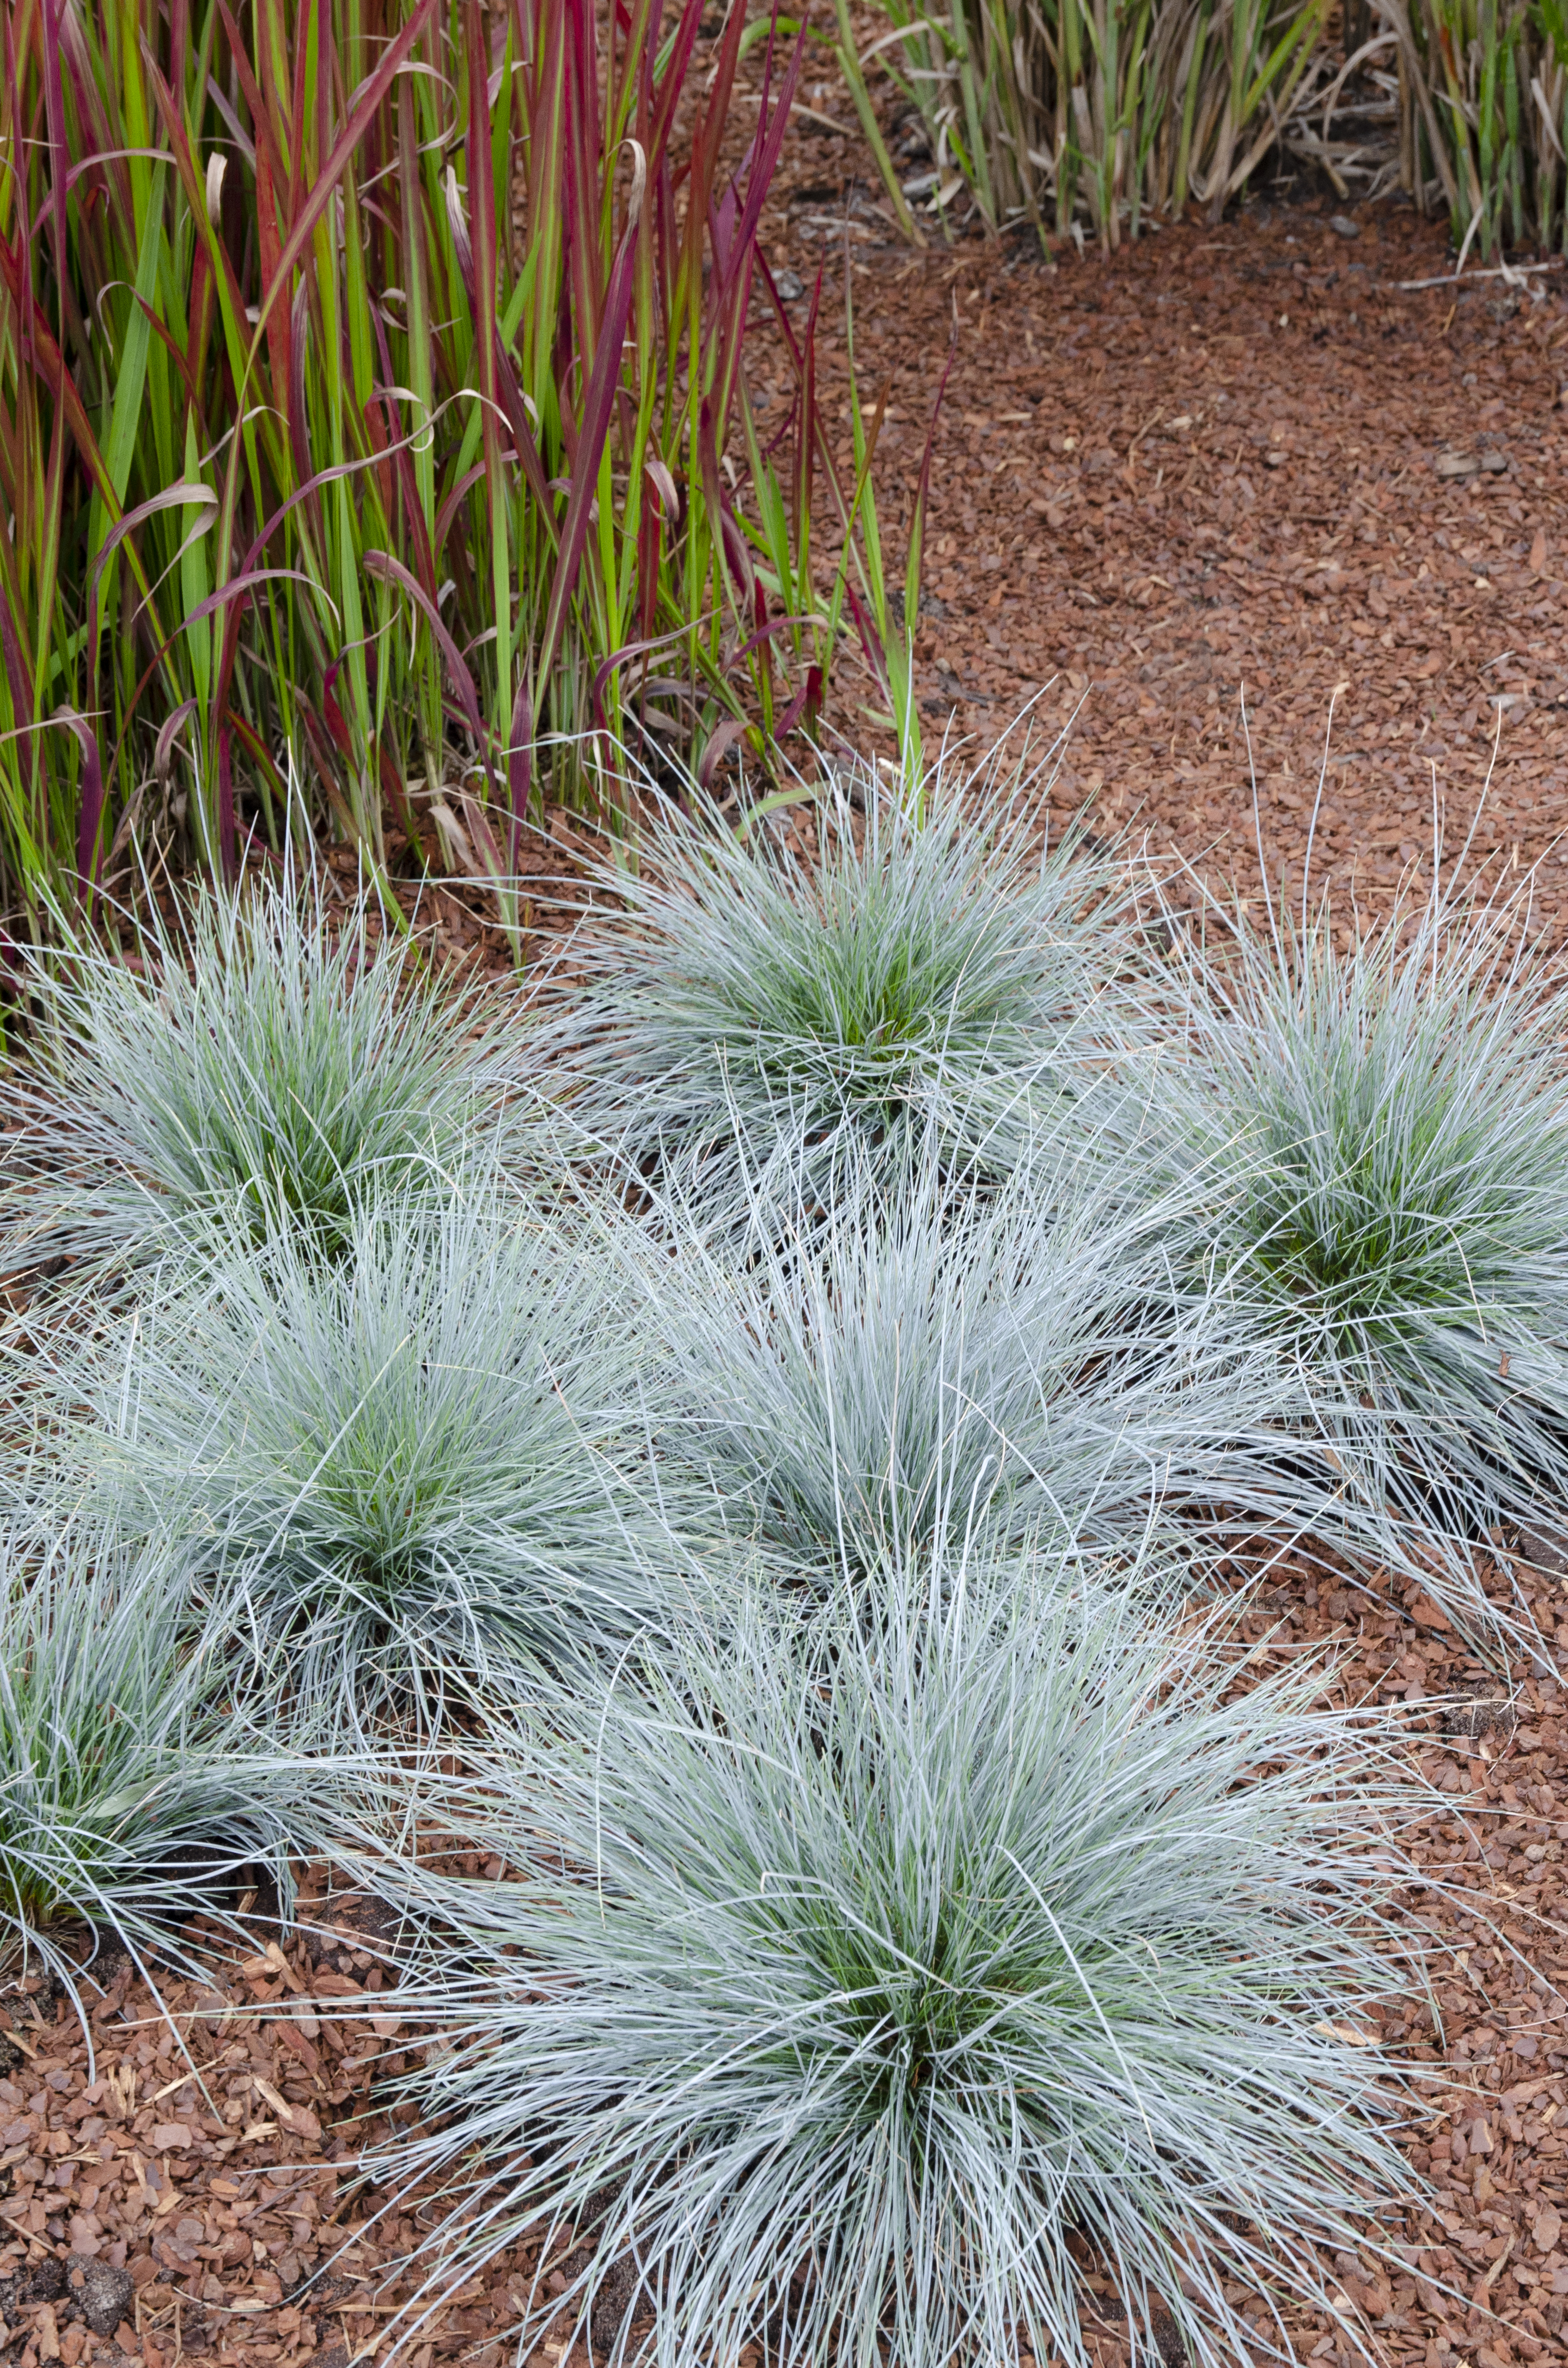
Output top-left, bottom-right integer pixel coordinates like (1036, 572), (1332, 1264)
(414, 179), (1568, 982)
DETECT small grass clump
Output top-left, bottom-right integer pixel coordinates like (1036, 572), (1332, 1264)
(347, 1549), (1425, 2368)
(24, 1177), (692, 1728)
(2, 866), (518, 1289)
(1143, 881), (1568, 1557)
(538, 766), (1142, 1203)
(0, 1524), (313, 2017)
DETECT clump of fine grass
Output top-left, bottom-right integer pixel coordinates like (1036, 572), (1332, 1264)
(1138, 873), (1568, 1564)
(338, 1543), (1429, 2368)
(0, 862), (520, 1289)
(19, 1174), (700, 1731)
(0, 1523), (316, 2023)
(629, 1128), (1442, 1592)
(534, 760), (1145, 1204)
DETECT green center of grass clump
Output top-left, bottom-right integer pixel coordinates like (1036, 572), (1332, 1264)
(542, 771), (1141, 1195)
(363, 1556), (1422, 2368)
(734, 872), (1028, 1109)
(1240, 1069), (1500, 1349)
(152, 984), (442, 1252)
(792, 1860), (1095, 2111)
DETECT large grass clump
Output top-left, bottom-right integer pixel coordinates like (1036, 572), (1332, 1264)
(535, 766), (1144, 1202)
(346, 1548), (1425, 2368)
(1141, 879), (1568, 1559)
(0, 864), (519, 1288)
(0, 1523), (316, 2018)
(21, 1177), (694, 1727)
(632, 1131), (1442, 1593)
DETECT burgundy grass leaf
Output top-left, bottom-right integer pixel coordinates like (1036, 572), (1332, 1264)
(845, 580), (890, 702)
(533, 138), (648, 701)
(104, 568), (330, 804)
(154, 699), (199, 785)
(0, 238), (120, 513)
(224, 708), (290, 824)
(217, 721), (237, 882)
(696, 717), (747, 790)
(38, 0), (71, 325)
(507, 675), (532, 861)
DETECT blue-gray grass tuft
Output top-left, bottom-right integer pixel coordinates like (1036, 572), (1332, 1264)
(0, 863), (521, 1289)
(341, 1547), (1429, 2368)
(17, 1176), (708, 1728)
(533, 766), (1146, 1206)
(0, 1523), (318, 2026)
(629, 1129), (1449, 1593)
(1135, 878), (1568, 1606)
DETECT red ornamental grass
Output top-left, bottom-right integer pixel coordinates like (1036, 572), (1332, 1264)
(0, 0), (934, 940)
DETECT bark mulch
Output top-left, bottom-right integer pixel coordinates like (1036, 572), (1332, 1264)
(759, 171), (1568, 936)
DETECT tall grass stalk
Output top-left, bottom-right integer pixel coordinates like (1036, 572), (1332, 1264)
(0, 0), (910, 928)
(339, 1551), (1430, 2368)
(1376, 0), (1568, 253)
(854, 0), (1568, 254)
(853, 0), (1334, 245)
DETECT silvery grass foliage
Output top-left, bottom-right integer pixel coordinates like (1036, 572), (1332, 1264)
(0, 860), (518, 1289)
(532, 759), (1146, 1205)
(338, 1547), (1427, 2368)
(1136, 873), (1568, 1573)
(19, 1175), (698, 1730)
(628, 1129), (1454, 1594)
(0, 1523), (313, 2027)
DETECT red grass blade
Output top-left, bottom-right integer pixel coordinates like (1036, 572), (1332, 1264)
(532, 141), (648, 702)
